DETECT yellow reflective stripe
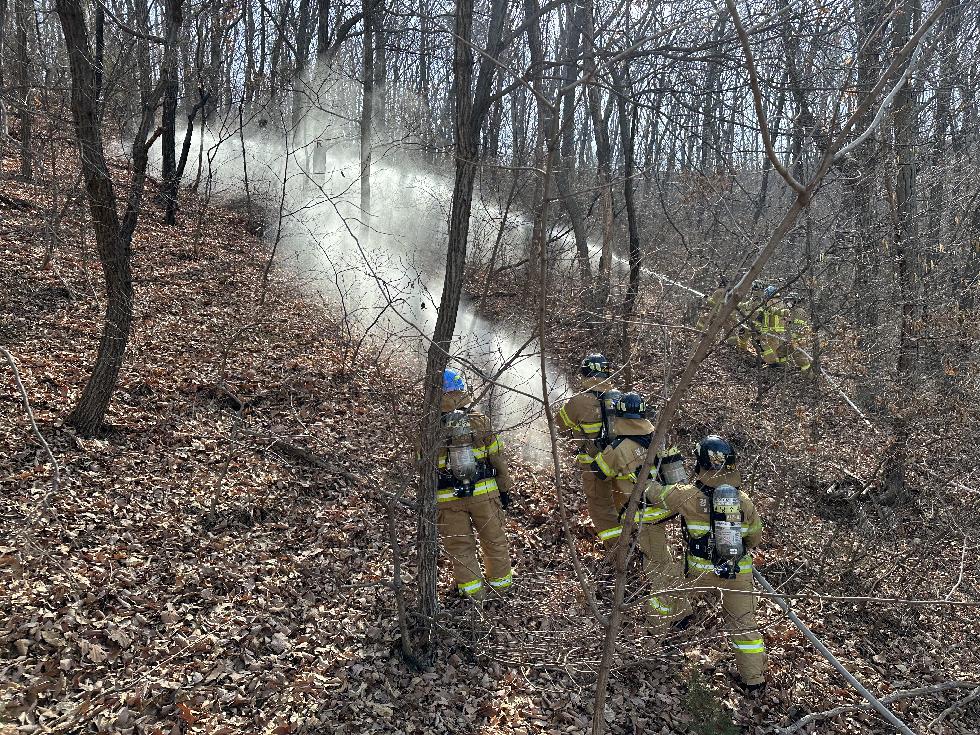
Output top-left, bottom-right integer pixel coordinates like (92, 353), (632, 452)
(636, 506), (672, 524)
(580, 421), (602, 434)
(558, 406), (579, 431)
(438, 453), (448, 469)
(576, 453), (593, 464)
(598, 526), (622, 541)
(437, 490), (458, 502)
(686, 522), (711, 534)
(647, 596), (672, 616)
(687, 556), (715, 571)
(687, 554), (754, 574)
(472, 446), (488, 459)
(458, 579), (483, 595)
(488, 572), (513, 589)
(731, 638), (765, 654)
(485, 438), (502, 454)
(474, 478), (498, 495)
(594, 454), (614, 478)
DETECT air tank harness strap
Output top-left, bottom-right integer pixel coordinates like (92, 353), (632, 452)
(437, 464), (497, 495)
(593, 389), (611, 451)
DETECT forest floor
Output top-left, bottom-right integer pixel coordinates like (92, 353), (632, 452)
(2, 156), (979, 735)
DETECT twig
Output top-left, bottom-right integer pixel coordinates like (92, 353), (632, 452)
(929, 686), (980, 731)
(723, 0), (805, 195)
(945, 536), (969, 601)
(1, 347), (61, 506)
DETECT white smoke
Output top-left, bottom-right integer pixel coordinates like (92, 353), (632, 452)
(176, 115), (569, 465)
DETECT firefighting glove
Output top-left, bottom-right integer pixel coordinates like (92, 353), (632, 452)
(499, 491), (512, 511)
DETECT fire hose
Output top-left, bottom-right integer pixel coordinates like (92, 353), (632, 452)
(754, 570), (917, 735)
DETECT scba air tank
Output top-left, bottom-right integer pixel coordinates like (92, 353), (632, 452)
(443, 410), (478, 483)
(659, 448), (688, 485)
(712, 484), (743, 565)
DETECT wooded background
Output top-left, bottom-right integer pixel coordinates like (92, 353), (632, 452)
(2, 0), (979, 733)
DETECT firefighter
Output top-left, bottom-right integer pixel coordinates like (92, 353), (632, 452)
(557, 354), (622, 547)
(758, 285), (789, 366)
(736, 281), (765, 354)
(434, 368), (513, 602)
(648, 435), (767, 692)
(697, 277), (726, 332)
(782, 292), (813, 373)
(587, 392), (691, 626)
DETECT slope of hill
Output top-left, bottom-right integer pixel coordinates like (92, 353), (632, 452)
(2, 157), (978, 735)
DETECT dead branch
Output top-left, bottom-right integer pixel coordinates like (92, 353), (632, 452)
(778, 682), (978, 734)
(1, 346), (61, 503)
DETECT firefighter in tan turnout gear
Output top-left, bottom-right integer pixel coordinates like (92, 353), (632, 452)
(434, 368), (513, 602)
(586, 392), (692, 626)
(651, 435), (767, 692)
(557, 354), (623, 546)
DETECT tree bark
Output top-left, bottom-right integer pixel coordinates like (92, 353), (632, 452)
(56, 0), (171, 435)
(613, 73), (641, 389)
(554, 2), (591, 283)
(583, 0), (612, 316)
(162, 0), (185, 225)
(883, 0), (920, 503)
(415, 0), (510, 652)
(14, 0), (32, 181)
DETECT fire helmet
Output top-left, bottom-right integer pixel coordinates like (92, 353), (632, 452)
(695, 435), (737, 473)
(443, 367), (466, 393)
(581, 353), (610, 378)
(615, 391), (646, 419)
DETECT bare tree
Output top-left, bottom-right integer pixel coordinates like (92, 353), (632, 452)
(55, 0), (179, 435)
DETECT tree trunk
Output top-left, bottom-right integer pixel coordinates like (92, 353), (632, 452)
(290, 0), (314, 139)
(162, 0), (185, 225)
(56, 0), (171, 435)
(416, 0), (509, 651)
(0, 0), (8, 169)
(612, 67), (641, 388)
(883, 0), (920, 503)
(583, 0), (612, 316)
(554, 2), (591, 283)
(359, 0), (375, 243)
(15, 0), (32, 181)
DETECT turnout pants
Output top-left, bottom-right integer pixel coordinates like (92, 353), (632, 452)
(438, 493), (513, 600)
(637, 522), (691, 629)
(672, 569), (767, 686)
(582, 470), (621, 547)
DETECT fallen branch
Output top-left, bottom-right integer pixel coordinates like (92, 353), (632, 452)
(929, 685), (980, 731)
(1, 347), (61, 505)
(778, 681), (978, 734)
(251, 430), (359, 484)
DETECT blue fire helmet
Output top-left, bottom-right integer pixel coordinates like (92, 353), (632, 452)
(443, 368), (466, 393)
